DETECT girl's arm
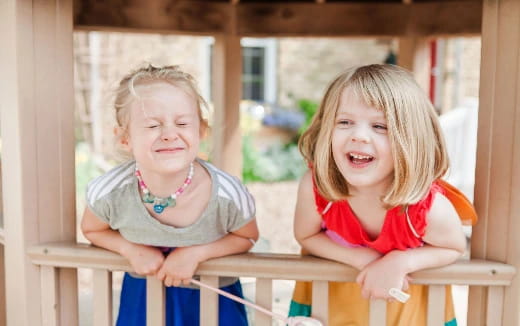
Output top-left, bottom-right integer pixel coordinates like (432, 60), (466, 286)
(157, 219), (259, 287)
(81, 207), (165, 276)
(357, 193), (466, 300)
(294, 171), (381, 270)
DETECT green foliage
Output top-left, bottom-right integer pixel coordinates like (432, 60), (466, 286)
(297, 99), (319, 136)
(242, 135), (306, 183)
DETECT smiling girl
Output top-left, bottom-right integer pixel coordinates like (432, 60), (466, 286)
(81, 65), (259, 326)
(289, 64), (476, 325)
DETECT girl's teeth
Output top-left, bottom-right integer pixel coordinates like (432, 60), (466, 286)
(351, 153), (371, 159)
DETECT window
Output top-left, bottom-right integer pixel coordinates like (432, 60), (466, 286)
(242, 46), (265, 101)
(201, 37), (277, 103)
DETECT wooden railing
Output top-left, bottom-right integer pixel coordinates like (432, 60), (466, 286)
(28, 242), (516, 326)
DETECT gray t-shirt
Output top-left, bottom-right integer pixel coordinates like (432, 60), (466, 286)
(86, 158), (256, 247)
(86, 159), (256, 286)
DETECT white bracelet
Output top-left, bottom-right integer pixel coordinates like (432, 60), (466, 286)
(389, 288), (410, 303)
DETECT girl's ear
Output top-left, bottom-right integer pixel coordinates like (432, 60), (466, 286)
(199, 121), (209, 139)
(114, 127), (131, 150)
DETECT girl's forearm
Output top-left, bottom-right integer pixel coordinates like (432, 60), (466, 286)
(189, 233), (255, 263)
(83, 229), (138, 258)
(299, 232), (381, 270)
(386, 245), (463, 274)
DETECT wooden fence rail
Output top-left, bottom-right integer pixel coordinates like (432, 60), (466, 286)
(28, 242), (516, 326)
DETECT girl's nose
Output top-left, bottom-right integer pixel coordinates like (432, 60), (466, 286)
(160, 125), (178, 141)
(351, 127), (370, 143)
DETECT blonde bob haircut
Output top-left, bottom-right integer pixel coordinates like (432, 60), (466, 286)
(299, 64), (449, 207)
(113, 64), (209, 146)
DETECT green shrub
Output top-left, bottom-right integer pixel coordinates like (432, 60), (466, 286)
(297, 99), (319, 137)
(242, 135), (306, 183)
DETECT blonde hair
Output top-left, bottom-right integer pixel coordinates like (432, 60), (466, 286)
(113, 64), (209, 145)
(299, 64), (449, 207)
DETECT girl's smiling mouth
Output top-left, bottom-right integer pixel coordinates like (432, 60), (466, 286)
(155, 147), (184, 153)
(348, 151), (374, 165)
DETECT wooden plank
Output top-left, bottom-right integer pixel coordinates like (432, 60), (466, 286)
(368, 300), (386, 326)
(427, 285), (445, 326)
(93, 269), (112, 326)
(211, 34), (243, 176)
(74, 0), (232, 34)
(0, 162), (3, 232)
(200, 276), (219, 326)
(41, 266), (59, 326)
(469, 0), (520, 325)
(236, 2), (481, 37)
(486, 286), (504, 326)
(1, 0), (77, 324)
(27, 243), (517, 286)
(467, 0), (498, 324)
(0, 245), (6, 326)
(74, 1), (481, 37)
(35, 0), (78, 324)
(146, 277), (165, 326)
(311, 281), (328, 325)
(255, 278), (272, 326)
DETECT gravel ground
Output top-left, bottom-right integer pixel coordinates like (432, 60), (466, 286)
(246, 181), (301, 254)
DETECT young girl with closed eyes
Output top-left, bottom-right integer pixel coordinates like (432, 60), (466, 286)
(81, 65), (259, 326)
(289, 64), (476, 325)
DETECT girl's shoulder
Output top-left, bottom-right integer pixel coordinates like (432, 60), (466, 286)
(86, 160), (136, 206)
(197, 159), (255, 216)
(404, 180), (476, 238)
(299, 170), (333, 215)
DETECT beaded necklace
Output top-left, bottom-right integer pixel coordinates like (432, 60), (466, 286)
(135, 162), (194, 214)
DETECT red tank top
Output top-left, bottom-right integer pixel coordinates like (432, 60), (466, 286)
(314, 183), (444, 254)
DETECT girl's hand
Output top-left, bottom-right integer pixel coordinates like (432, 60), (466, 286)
(157, 246), (203, 287)
(121, 243), (165, 276)
(356, 251), (409, 300)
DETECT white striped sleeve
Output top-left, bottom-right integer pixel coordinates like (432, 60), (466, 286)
(214, 170), (255, 220)
(85, 161), (134, 221)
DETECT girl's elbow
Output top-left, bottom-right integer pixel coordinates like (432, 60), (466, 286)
(81, 230), (96, 244)
(294, 232), (313, 248)
(454, 237), (467, 255)
(250, 230), (260, 243)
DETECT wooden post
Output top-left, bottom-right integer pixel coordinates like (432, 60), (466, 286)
(0, 244), (5, 326)
(0, 0), (78, 325)
(398, 37), (431, 93)
(0, 163), (5, 325)
(468, 0), (520, 325)
(211, 32), (243, 177)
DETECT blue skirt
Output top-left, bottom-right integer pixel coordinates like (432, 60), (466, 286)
(116, 273), (249, 326)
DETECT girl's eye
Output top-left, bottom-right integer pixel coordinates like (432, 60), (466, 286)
(337, 120), (353, 126)
(373, 124), (388, 132)
(146, 124), (160, 129)
(177, 122), (188, 127)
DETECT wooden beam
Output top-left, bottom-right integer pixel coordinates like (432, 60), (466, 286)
(236, 1), (481, 37)
(211, 34), (243, 177)
(74, 0), (482, 37)
(468, 0), (520, 325)
(0, 245), (5, 326)
(28, 242), (517, 287)
(74, 0), (232, 34)
(0, 0), (78, 325)
(398, 37), (432, 93)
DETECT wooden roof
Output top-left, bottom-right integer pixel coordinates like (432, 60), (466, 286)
(74, 0), (482, 37)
